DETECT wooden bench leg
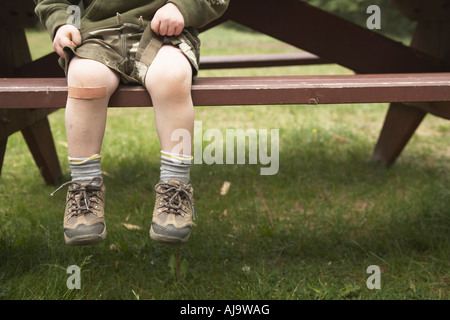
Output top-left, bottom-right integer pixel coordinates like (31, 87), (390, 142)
(21, 117), (62, 185)
(372, 102), (426, 166)
(0, 137), (6, 177)
(373, 3), (450, 166)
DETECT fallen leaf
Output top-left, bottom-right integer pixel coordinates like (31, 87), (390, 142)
(333, 135), (349, 143)
(220, 181), (231, 195)
(57, 141), (68, 148)
(102, 170), (111, 177)
(122, 223), (141, 230)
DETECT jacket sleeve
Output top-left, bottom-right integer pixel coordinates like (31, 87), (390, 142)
(168, 0), (230, 28)
(34, 0), (80, 39)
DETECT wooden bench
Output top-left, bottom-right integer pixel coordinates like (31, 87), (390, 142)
(199, 52), (330, 69)
(1, 73), (449, 186)
(1, 74), (449, 108)
(2, 0), (450, 185)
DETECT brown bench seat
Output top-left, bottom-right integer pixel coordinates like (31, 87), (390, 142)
(1, 73), (449, 109)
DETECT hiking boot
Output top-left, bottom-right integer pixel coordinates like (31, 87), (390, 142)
(51, 177), (107, 246)
(150, 179), (196, 245)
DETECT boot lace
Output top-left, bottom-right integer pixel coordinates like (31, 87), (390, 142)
(155, 182), (197, 219)
(51, 177), (103, 219)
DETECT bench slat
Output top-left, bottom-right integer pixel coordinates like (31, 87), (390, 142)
(199, 52), (330, 69)
(0, 73), (449, 109)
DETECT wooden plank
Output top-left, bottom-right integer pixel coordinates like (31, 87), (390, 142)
(223, 0), (449, 73)
(0, 12), (62, 184)
(199, 52), (330, 69)
(14, 52), (65, 78)
(1, 74), (449, 109)
(15, 52), (329, 76)
(0, 109), (57, 138)
(21, 116), (62, 184)
(0, 137), (6, 177)
(1, 0), (38, 28)
(372, 103), (427, 165)
(0, 108), (60, 183)
(371, 1), (450, 165)
(191, 75), (450, 106)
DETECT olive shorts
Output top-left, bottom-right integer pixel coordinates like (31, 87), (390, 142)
(60, 22), (201, 85)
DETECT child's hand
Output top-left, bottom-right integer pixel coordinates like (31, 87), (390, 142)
(151, 3), (185, 36)
(53, 24), (82, 58)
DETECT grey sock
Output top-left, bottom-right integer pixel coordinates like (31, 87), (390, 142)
(68, 154), (102, 184)
(160, 151), (192, 185)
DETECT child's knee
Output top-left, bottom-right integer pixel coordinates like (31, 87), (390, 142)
(145, 47), (193, 97)
(67, 57), (119, 97)
(146, 64), (192, 96)
(148, 68), (191, 97)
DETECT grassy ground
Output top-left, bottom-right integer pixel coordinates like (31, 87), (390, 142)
(0, 24), (449, 300)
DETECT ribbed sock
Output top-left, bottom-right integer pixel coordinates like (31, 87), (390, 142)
(68, 154), (102, 185)
(160, 151), (192, 185)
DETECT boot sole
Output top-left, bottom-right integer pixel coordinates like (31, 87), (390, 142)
(150, 227), (189, 245)
(64, 228), (107, 246)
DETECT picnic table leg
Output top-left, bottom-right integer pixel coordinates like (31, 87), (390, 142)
(371, 3), (450, 165)
(372, 103), (426, 165)
(1, 21), (63, 184)
(0, 137), (7, 176)
(0, 108), (63, 184)
(21, 116), (62, 185)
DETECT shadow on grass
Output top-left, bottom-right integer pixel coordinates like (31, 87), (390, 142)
(189, 144), (449, 258)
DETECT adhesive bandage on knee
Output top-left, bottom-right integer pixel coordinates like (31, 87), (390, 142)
(68, 86), (107, 100)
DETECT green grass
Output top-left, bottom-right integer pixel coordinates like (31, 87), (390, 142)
(0, 24), (449, 300)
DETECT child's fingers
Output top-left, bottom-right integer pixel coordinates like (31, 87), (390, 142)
(151, 18), (161, 35)
(152, 19), (182, 36)
(69, 29), (82, 46)
(159, 20), (169, 36)
(151, 3), (184, 36)
(53, 37), (73, 57)
(173, 24), (184, 36)
(53, 39), (66, 57)
(166, 21), (182, 36)
(53, 25), (82, 57)
(53, 45), (64, 58)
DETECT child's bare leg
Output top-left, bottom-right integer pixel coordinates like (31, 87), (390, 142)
(145, 45), (194, 184)
(56, 56), (119, 246)
(145, 45), (194, 157)
(146, 45), (196, 245)
(66, 56), (120, 158)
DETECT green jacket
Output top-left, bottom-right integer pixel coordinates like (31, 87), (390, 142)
(34, 0), (230, 39)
